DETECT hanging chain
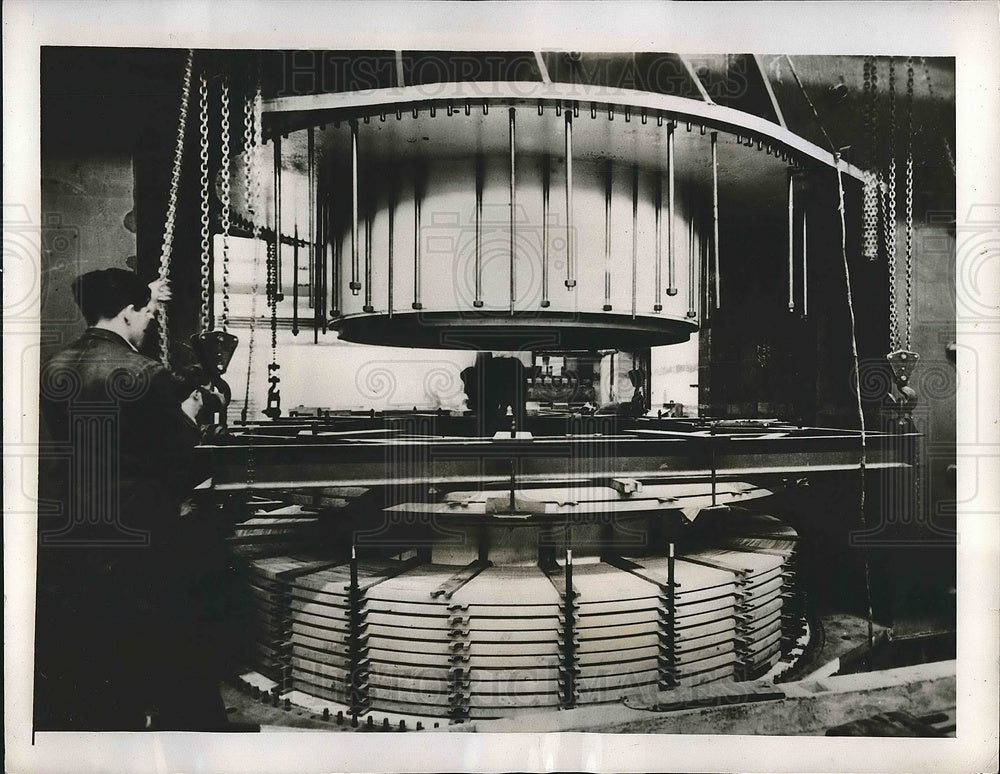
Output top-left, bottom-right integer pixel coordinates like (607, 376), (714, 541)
(242, 68), (256, 236)
(198, 69), (211, 331)
(242, 62), (263, 428)
(885, 57), (899, 352)
(861, 56), (879, 260)
(243, 61), (263, 494)
(220, 74), (232, 333)
(268, 242), (279, 355)
(156, 48), (194, 367)
(904, 58), (915, 352)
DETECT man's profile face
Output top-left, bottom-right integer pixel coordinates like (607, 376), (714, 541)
(123, 301), (156, 349)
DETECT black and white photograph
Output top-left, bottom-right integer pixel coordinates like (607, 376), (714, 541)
(4, 2), (998, 772)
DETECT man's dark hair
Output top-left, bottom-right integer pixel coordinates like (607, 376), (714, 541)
(172, 365), (211, 402)
(71, 268), (151, 325)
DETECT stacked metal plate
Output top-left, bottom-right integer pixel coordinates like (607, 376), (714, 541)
(232, 502), (320, 558)
(246, 555), (298, 685)
(571, 563), (662, 706)
(243, 515), (799, 719)
(620, 554), (741, 690)
(284, 560), (356, 706)
(682, 547), (786, 680)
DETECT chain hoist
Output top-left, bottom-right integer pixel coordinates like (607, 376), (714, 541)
(885, 57), (920, 430)
(885, 57), (899, 353)
(220, 74), (232, 333)
(156, 48), (194, 367)
(861, 55), (879, 261)
(190, 64), (237, 427)
(904, 57), (915, 352)
(263, 234), (282, 420)
(198, 69), (211, 331)
(241, 62), (262, 427)
(260, 117), (282, 421)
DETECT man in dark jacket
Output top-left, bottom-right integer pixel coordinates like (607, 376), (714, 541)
(35, 268), (227, 730)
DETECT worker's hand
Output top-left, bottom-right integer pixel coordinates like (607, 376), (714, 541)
(148, 278), (172, 310)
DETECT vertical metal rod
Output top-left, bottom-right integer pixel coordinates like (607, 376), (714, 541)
(509, 457), (516, 514)
(788, 169), (795, 313)
(711, 132), (720, 310)
(509, 107), (516, 316)
(802, 207), (809, 319)
(272, 133), (282, 299)
(350, 120), (360, 295)
(702, 219), (710, 324)
(350, 544), (358, 592)
(388, 183), (394, 318)
(654, 173), (662, 312)
(363, 214), (373, 312)
(542, 155), (550, 307)
(474, 156), (483, 308)
(413, 168), (422, 309)
(631, 165), (638, 319)
(292, 225), (299, 335)
(330, 164), (339, 318)
(565, 112), (576, 289)
(603, 163), (612, 311)
(332, 213), (341, 317)
(687, 209), (697, 319)
(667, 121), (677, 296)
(564, 546), (575, 708)
(665, 542), (676, 687)
(307, 127), (315, 311)
(710, 423), (718, 505)
(348, 542), (360, 714)
(319, 191), (327, 336)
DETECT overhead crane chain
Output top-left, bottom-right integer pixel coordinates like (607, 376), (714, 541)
(861, 56), (879, 261)
(242, 61), (263, 429)
(156, 48), (194, 367)
(886, 57), (899, 352)
(198, 69), (212, 331)
(220, 74), (232, 333)
(904, 57), (915, 352)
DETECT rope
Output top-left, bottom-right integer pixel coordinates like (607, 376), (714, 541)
(835, 155), (874, 649)
(156, 48), (194, 367)
(783, 55), (836, 154)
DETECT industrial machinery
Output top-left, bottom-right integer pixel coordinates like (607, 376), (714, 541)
(62, 50), (954, 731)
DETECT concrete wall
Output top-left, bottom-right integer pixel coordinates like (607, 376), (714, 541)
(39, 153), (136, 361)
